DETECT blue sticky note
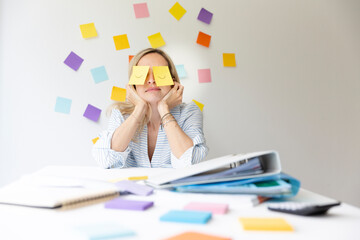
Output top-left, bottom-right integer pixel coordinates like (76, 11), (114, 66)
(160, 210), (212, 224)
(91, 66), (109, 84)
(75, 223), (135, 239)
(175, 64), (187, 79)
(54, 97), (72, 114)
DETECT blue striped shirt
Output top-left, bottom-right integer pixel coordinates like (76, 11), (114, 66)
(92, 102), (209, 168)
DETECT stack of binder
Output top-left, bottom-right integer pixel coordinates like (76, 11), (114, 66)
(145, 151), (300, 199)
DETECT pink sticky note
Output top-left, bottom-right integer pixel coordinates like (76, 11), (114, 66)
(133, 3), (150, 18)
(198, 69), (212, 83)
(184, 202), (228, 214)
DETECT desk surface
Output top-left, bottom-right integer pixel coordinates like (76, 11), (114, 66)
(0, 166), (359, 240)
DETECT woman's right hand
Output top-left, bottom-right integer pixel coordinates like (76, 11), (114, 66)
(126, 84), (148, 113)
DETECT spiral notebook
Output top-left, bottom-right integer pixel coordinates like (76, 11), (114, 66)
(0, 175), (119, 209)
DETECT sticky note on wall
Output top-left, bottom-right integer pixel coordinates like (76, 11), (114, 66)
(148, 32), (165, 48)
(129, 66), (150, 85)
(83, 104), (101, 122)
(175, 64), (187, 79)
(169, 2), (187, 21)
(55, 97), (72, 114)
(111, 86), (126, 102)
(198, 69), (211, 83)
(223, 53), (236, 67)
(192, 99), (204, 111)
(113, 34), (130, 50)
(153, 66), (174, 86)
(196, 31), (211, 48)
(80, 23), (98, 38)
(91, 66), (109, 84)
(197, 8), (213, 24)
(64, 51), (84, 71)
(133, 3), (150, 18)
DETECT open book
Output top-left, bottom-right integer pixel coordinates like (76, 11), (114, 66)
(0, 175), (119, 209)
(145, 151), (281, 188)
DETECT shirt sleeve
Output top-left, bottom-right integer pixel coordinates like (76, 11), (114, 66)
(170, 103), (209, 168)
(92, 108), (132, 169)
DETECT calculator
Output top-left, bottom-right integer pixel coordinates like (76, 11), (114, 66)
(267, 202), (341, 216)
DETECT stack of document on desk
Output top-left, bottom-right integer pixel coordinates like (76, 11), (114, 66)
(145, 150), (300, 198)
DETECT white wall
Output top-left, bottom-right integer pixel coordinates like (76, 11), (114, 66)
(1, 0), (359, 207)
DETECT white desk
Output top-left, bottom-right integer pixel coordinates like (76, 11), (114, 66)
(0, 166), (359, 240)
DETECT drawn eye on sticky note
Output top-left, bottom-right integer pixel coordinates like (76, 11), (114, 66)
(129, 66), (150, 85)
(153, 66), (174, 86)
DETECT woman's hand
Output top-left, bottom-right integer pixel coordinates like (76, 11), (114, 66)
(126, 84), (148, 113)
(158, 82), (184, 116)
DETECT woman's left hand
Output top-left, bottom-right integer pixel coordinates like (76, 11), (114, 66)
(157, 82), (184, 116)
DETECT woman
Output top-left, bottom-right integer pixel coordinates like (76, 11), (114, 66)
(93, 48), (208, 168)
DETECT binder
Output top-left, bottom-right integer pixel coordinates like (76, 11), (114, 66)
(145, 150), (281, 188)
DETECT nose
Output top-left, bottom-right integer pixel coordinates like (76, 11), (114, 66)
(146, 69), (156, 85)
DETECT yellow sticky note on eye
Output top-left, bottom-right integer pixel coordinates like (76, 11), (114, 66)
(80, 23), (97, 38)
(148, 32), (166, 48)
(239, 218), (293, 231)
(113, 34), (130, 50)
(192, 99), (204, 112)
(111, 86), (126, 102)
(223, 53), (236, 67)
(153, 66), (174, 86)
(129, 66), (150, 85)
(92, 137), (99, 144)
(169, 2), (187, 21)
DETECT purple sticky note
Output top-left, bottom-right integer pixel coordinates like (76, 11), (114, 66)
(83, 104), (101, 122)
(115, 180), (153, 196)
(64, 51), (84, 71)
(197, 8), (213, 24)
(105, 198), (154, 211)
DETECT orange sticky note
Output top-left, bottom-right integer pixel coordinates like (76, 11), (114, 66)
(169, 2), (187, 21)
(129, 66), (150, 85)
(153, 66), (174, 86)
(196, 31), (211, 48)
(129, 55), (134, 63)
(223, 53), (236, 67)
(111, 86), (126, 102)
(148, 32), (166, 48)
(113, 34), (130, 50)
(192, 99), (204, 111)
(80, 23), (97, 39)
(92, 137), (99, 144)
(164, 231), (231, 240)
(239, 218), (294, 231)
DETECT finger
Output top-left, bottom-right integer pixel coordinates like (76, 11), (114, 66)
(178, 84), (184, 95)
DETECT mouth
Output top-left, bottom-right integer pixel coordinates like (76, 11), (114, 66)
(146, 87), (161, 92)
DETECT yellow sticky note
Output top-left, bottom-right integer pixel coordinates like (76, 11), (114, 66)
(239, 218), (293, 231)
(128, 176), (148, 181)
(192, 99), (204, 112)
(80, 23), (97, 39)
(111, 86), (126, 102)
(223, 53), (236, 67)
(108, 177), (126, 183)
(129, 66), (150, 85)
(169, 2), (187, 21)
(92, 137), (99, 144)
(148, 32), (166, 48)
(153, 66), (174, 86)
(113, 34), (130, 50)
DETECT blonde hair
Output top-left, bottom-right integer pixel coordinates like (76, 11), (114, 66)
(110, 48), (181, 138)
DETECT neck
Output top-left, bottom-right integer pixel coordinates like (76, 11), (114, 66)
(147, 103), (161, 129)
